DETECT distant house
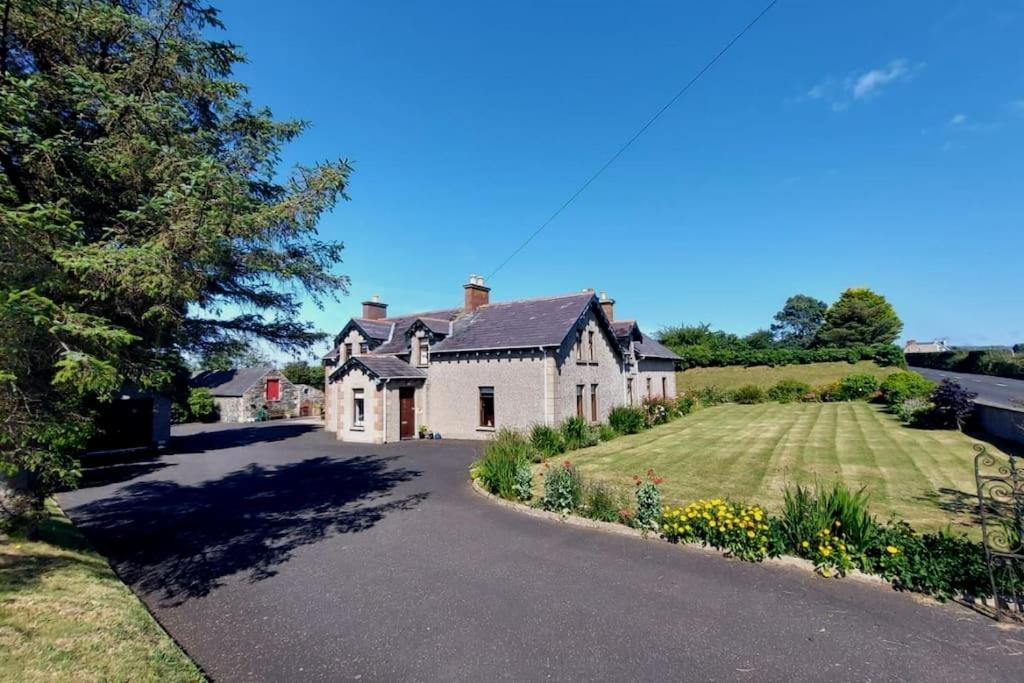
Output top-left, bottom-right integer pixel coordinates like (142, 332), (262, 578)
(190, 367), (298, 422)
(903, 339), (950, 354)
(294, 383), (325, 417)
(322, 276), (681, 444)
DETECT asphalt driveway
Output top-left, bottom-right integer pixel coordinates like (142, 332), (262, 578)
(912, 366), (1024, 411)
(59, 421), (1023, 681)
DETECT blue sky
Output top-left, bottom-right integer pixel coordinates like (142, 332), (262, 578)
(214, 0), (1023, 358)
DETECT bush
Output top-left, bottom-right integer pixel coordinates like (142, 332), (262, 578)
(608, 405), (646, 435)
(906, 349), (1024, 381)
(641, 397), (676, 425)
(861, 521), (991, 600)
(472, 428), (536, 501)
(675, 395), (696, 415)
(879, 372), (934, 406)
(530, 424), (565, 460)
(779, 482), (876, 576)
(170, 403), (190, 424)
(830, 373), (880, 401)
(187, 387), (217, 422)
(731, 384), (767, 404)
(928, 380), (977, 430)
(560, 416), (598, 450)
(695, 385), (728, 406)
(661, 498), (782, 561)
(669, 342), (906, 371)
(597, 423), (618, 442)
(895, 397), (932, 425)
(767, 379), (812, 403)
(633, 468), (663, 532)
(582, 480), (625, 523)
(541, 460), (583, 512)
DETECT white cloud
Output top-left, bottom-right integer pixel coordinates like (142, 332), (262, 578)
(801, 59), (923, 110)
(949, 113), (967, 125)
(850, 59), (913, 100)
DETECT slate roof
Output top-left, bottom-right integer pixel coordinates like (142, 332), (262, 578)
(430, 292), (598, 353)
(610, 320), (642, 342)
(351, 318), (394, 340)
(635, 334), (681, 361)
(190, 367), (274, 397)
(371, 308), (461, 355)
(330, 355), (427, 381)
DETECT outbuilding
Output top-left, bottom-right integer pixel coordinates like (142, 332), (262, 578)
(190, 367), (298, 422)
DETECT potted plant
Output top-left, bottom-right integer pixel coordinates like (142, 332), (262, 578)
(418, 424), (429, 439)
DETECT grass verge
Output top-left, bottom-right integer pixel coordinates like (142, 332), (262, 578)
(566, 402), (1009, 536)
(677, 360), (898, 392)
(0, 501), (203, 682)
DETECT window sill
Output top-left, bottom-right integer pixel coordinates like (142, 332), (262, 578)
(351, 426), (365, 432)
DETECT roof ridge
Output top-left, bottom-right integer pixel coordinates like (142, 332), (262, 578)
(476, 291), (595, 308)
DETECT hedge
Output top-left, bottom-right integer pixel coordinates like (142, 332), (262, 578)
(906, 350), (1024, 381)
(672, 343), (905, 370)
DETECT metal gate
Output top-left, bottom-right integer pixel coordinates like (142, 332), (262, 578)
(974, 444), (1024, 620)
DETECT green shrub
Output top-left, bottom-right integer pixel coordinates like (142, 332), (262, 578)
(675, 395), (695, 415)
(473, 428), (536, 501)
(608, 405), (646, 435)
(929, 380), (977, 430)
(731, 384), (767, 404)
(862, 522), (992, 600)
(767, 379), (812, 403)
(695, 385), (728, 406)
(669, 341), (905, 370)
(529, 424), (565, 460)
(187, 387), (217, 422)
(641, 396), (677, 425)
(831, 373), (880, 401)
(582, 480), (624, 523)
(541, 460), (583, 512)
(560, 416), (598, 450)
(895, 397), (932, 425)
(879, 372), (934, 406)
(597, 423), (618, 442)
(170, 403), (190, 424)
(633, 468), (664, 532)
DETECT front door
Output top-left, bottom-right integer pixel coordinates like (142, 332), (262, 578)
(399, 387), (415, 439)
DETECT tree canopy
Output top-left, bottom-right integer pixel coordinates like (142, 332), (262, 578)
(770, 294), (827, 348)
(814, 288), (902, 347)
(281, 361), (323, 390)
(1, 0), (350, 502)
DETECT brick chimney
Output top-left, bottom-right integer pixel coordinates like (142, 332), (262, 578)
(463, 274), (490, 313)
(361, 294), (388, 320)
(599, 291), (615, 321)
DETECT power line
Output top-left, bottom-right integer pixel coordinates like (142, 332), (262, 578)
(487, 0), (779, 280)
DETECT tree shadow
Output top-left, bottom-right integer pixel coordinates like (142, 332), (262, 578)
(913, 487), (984, 529)
(66, 454), (425, 606)
(170, 422), (319, 454)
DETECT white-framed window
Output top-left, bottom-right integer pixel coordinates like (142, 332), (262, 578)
(418, 338), (429, 366)
(352, 388), (365, 428)
(479, 387), (495, 428)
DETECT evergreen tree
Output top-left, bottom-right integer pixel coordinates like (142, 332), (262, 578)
(0, 0), (350, 508)
(814, 288), (902, 347)
(770, 294), (827, 348)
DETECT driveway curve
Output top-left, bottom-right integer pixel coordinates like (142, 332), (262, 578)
(59, 421), (1022, 681)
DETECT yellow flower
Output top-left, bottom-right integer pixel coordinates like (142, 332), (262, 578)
(709, 520), (716, 528)
(820, 546), (832, 557)
(801, 540), (810, 549)
(886, 545), (899, 555)
(821, 567), (832, 578)
(746, 530), (755, 538)
(834, 520), (841, 528)
(759, 546), (767, 554)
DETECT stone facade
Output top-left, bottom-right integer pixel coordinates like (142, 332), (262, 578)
(212, 369), (299, 423)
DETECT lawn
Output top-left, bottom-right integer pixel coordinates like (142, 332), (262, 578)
(677, 360), (899, 392)
(568, 402), (1009, 536)
(0, 502), (203, 682)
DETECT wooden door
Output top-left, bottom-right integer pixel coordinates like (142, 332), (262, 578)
(399, 387), (415, 439)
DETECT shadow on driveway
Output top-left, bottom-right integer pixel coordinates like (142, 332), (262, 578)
(70, 453), (426, 606)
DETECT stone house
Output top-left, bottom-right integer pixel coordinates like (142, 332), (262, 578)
(190, 367), (299, 422)
(323, 276), (681, 443)
(903, 339), (950, 354)
(294, 383), (326, 417)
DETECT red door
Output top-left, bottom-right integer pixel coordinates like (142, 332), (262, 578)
(266, 378), (280, 401)
(399, 387), (415, 439)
